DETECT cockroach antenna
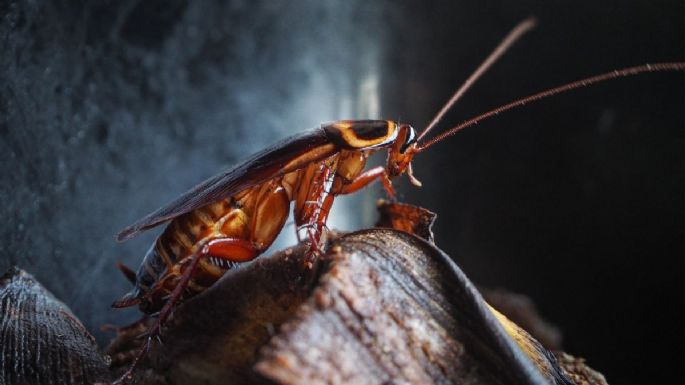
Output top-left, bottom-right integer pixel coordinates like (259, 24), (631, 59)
(414, 18), (685, 152)
(416, 62), (685, 152)
(415, 17), (538, 144)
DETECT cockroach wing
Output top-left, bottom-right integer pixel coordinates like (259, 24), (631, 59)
(117, 128), (337, 242)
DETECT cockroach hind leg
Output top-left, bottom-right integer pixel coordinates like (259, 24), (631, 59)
(111, 332), (158, 385)
(113, 246), (208, 384)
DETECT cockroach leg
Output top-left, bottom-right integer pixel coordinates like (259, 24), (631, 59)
(112, 238), (259, 385)
(300, 206), (330, 268)
(298, 226), (320, 269)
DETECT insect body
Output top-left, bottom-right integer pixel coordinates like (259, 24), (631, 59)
(110, 17), (683, 384)
(113, 120), (416, 312)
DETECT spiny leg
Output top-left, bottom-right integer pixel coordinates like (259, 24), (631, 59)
(300, 166), (395, 267)
(301, 191), (335, 268)
(293, 162), (337, 268)
(301, 166), (396, 268)
(111, 238), (258, 385)
(303, 229), (323, 269)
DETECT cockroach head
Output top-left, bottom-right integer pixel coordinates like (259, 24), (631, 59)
(386, 124), (422, 186)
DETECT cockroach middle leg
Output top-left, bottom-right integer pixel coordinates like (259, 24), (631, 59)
(304, 191), (337, 267)
(300, 223), (326, 269)
(301, 164), (397, 267)
(294, 162), (336, 267)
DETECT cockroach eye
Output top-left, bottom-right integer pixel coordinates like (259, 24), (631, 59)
(400, 125), (416, 153)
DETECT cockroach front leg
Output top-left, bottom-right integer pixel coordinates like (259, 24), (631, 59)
(111, 238), (259, 385)
(340, 165), (396, 199)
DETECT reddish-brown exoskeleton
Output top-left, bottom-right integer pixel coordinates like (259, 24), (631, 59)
(110, 18), (684, 383)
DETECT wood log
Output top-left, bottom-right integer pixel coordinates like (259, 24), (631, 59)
(106, 226), (606, 385)
(1, 202), (606, 385)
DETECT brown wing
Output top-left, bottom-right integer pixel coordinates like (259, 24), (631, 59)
(117, 128), (338, 242)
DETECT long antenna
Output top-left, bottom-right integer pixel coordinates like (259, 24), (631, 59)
(415, 62), (685, 152)
(416, 17), (538, 143)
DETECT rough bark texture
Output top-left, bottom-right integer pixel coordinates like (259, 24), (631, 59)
(107, 243), (316, 385)
(104, 228), (606, 385)
(1, 202), (607, 385)
(256, 230), (508, 385)
(0, 268), (111, 385)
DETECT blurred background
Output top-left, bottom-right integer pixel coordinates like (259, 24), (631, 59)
(0, 1), (682, 384)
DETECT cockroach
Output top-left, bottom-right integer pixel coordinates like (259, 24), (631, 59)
(109, 18), (684, 384)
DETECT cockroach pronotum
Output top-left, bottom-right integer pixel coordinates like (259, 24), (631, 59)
(109, 18), (684, 384)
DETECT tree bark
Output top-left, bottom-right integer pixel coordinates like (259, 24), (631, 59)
(0, 268), (111, 385)
(1, 202), (607, 385)
(106, 227), (606, 385)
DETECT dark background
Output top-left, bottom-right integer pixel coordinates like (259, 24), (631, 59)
(1, 1), (682, 384)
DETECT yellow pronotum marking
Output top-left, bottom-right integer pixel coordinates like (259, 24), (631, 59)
(331, 120), (398, 148)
